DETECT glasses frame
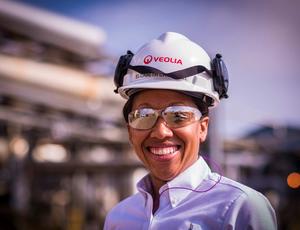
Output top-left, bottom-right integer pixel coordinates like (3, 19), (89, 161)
(128, 105), (202, 130)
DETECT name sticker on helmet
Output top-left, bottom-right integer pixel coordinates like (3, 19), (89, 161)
(143, 55), (182, 65)
(136, 73), (166, 79)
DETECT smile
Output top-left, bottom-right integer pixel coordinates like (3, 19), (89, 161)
(148, 145), (180, 155)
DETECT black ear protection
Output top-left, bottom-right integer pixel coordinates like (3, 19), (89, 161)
(211, 54), (229, 99)
(114, 50), (229, 100)
(114, 50), (134, 93)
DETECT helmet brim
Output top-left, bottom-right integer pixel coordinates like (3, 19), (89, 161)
(118, 79), (219, 107)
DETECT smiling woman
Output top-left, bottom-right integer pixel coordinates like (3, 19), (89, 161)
(104, 32), (276, 230)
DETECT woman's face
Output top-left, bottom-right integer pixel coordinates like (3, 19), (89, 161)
(127, 89), (209, 185)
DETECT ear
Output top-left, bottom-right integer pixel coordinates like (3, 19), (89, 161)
(199, 116), (209, 143)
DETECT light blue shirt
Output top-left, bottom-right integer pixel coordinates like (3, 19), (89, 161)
(104, 157), (277, 230)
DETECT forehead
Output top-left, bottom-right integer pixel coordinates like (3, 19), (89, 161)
(132, 89), (196, 109)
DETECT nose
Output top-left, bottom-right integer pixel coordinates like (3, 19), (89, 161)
(150, 117), (173, 139)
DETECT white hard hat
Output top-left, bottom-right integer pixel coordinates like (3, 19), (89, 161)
(114, 32), (228, 107)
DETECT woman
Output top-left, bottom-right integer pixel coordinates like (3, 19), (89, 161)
(104, 32), (276, 230)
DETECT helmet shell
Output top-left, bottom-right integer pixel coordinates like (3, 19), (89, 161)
(118, 32), (220, 106)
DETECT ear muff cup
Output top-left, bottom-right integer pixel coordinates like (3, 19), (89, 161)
(114, 50), (134, 93)
(211, 54), (229, 99)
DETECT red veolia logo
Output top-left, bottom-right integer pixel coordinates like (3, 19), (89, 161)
(143, 55), (183, 65)
(144, 55), (153, 64)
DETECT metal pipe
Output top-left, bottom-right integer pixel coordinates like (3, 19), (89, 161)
(0, 1), (106, 59)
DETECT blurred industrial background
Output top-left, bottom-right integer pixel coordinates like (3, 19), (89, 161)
(0, 0), (299, 230)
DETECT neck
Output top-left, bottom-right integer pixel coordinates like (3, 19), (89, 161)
(150, 176), (166, 214)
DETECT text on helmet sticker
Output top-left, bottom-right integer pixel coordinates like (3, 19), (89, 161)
(143, 55), (183, 65)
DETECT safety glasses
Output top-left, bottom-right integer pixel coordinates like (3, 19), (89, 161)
(128, 105), (202, 130)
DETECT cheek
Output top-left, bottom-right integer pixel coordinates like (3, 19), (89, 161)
(128, 129), (148, 157)
(176, 124), (202, 151)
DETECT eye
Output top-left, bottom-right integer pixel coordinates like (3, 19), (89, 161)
(173, 112), (190, 122)
(164, 111), (191, 124)
(139, 108), (156, 117)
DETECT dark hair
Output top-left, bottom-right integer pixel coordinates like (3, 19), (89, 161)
(122, 92), (209, 123)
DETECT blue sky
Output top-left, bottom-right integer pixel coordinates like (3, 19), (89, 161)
(14, 0), (300, 139)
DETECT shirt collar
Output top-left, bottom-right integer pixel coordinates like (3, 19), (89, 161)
(137, 156), (211, 208)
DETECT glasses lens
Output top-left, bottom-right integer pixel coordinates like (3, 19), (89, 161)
(163, 106), (202, 128)
(128, 106), (202, 130)
(128, 108), (158, 130)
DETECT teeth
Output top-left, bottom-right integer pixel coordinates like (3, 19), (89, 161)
(149, 146), (178, 155)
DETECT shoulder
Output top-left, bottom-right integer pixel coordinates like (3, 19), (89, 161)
(214, 175), (277, 229)
(104, 192), (144, 228)
(215, 175), (273, 212)
(107, 192), (143, 218)
(218, 174), (264, 196)
(203, 173), (266, 204)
